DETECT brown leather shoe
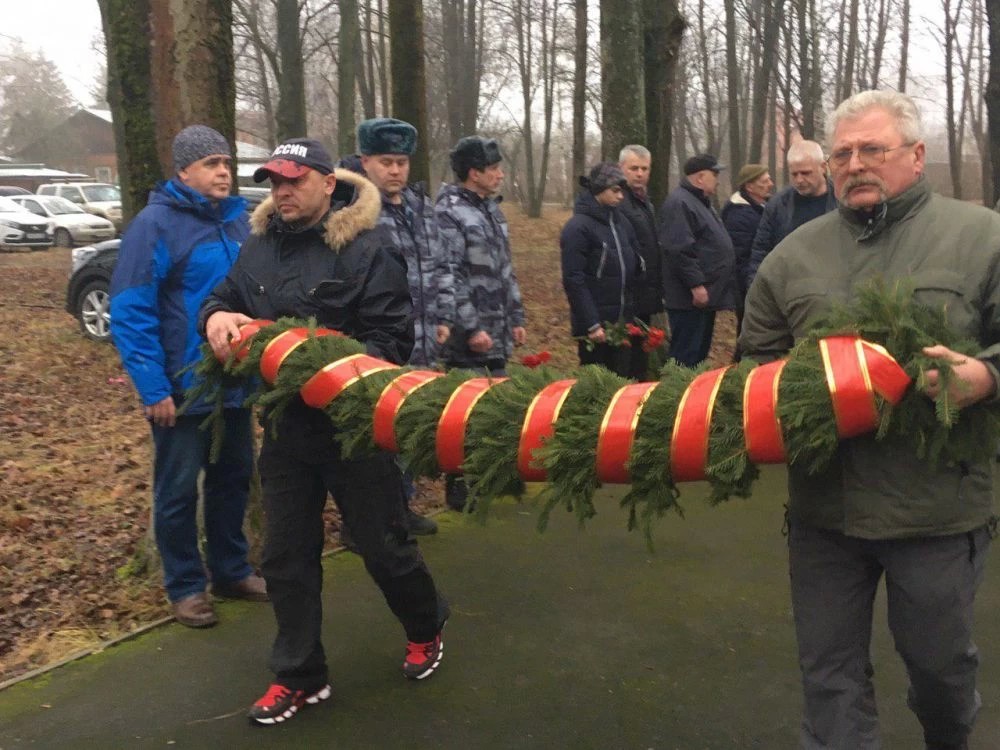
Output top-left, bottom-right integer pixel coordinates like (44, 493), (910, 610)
(172, 592), (218, 628)
(213, 574), (269, 602)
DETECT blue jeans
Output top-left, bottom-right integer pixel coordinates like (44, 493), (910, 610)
(151, 409), (254, 602)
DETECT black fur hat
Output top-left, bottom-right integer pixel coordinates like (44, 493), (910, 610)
(449, 136), (502, 177)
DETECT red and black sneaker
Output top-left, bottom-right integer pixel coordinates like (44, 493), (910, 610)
(247, 682), (332, 725)
(402, 632), (444, 680)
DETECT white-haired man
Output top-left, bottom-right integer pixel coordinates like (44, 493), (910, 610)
(741, 90), (1000, 750)
(743, 140), (836, 289)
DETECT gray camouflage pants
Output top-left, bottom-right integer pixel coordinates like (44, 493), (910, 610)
(788, 522), (991, 750)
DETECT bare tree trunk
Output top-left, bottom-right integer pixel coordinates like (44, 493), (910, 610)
(944, 0), (966, 199)
(601, 0), (646, 159)
(339, 0), (360, 154)
(572, 0), (587, 184)
(899, 0), (910, 91)
(358, 0), (377, 117)
(695, 0), (716, 151)
(378, 0), (390, 112)
(798, 0), (818, 138)
(441, 0), (481, 143)
(389, 0), (430, 183)
(988, 0), (1000, 204)
(147, 0), (236, 177)
(97, 0), (160, 220)
(275, 0), (307, 139)
(643, 0), (685, 206)
(748, 0), (782, 163)
(725, 0), (742, 173)
(840, 0), (860, 103)
(870, 0), (890, 88)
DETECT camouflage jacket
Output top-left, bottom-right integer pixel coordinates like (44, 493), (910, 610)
(434, 183), (525, 366)
(377, 184), (456, 366)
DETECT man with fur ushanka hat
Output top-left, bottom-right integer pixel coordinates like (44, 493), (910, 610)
(434, 136), (527, 511)
(200, 136), (449, 726)
(355, 117), (456, 536)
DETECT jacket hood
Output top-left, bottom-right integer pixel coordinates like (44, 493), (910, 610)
(249, 168), (381, 251)
(152, 178), (247, 222)
(573, 190), (614, 224)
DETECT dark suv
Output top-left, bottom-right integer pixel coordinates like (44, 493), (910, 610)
(65, 189), (269, 342)
(66, 239), (119, 342)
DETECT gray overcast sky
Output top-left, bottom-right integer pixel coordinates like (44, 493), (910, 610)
(2, 0), (950, 110)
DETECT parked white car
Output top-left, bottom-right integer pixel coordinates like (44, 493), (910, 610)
(36, 183), (124, 232)
(0, 197), (53, 250)
(10, 195), (116, 247)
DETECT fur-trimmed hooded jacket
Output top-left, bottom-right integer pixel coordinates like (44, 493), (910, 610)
(198, 169), (414, 366)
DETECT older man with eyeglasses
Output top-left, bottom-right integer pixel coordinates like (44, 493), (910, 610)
(741, 90), (1000, 750)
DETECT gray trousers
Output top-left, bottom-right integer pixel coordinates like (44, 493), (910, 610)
(788, 523), (991, 750)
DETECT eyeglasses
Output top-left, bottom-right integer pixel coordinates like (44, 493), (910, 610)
(827, 143), (915, 169)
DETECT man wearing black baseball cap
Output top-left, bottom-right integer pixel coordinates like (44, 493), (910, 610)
(201, 136), (449, 725)
(658, 152), (737, 367)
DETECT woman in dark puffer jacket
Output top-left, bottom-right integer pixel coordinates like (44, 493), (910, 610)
(560, 162), (646, 378)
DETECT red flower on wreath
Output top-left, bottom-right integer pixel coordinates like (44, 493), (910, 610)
(520, 350), (552, 369)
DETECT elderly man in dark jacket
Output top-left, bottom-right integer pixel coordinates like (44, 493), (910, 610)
(617, 144), (664, 322)
(201, 138), (448, 726)
(560, 162), (644, 377)
(744, 140), (836, 289)
(659, 153), (736, 367)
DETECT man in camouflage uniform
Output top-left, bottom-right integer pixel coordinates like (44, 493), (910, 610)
(355, 117), (455, 535)
(435, 136), (526, 509)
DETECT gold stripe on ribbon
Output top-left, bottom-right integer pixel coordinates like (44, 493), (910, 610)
(517, 379), (576, 482)
(595, 382), (659, 483)
(742, 360), (787, 464)
(435, 377), (507, 474)
(372, 370), (444, 452)
(670, 366), (732, 482)
(299, 353), (397, 409)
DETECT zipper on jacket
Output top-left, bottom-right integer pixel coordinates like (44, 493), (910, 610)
(609, 215), (626, 318)
(243, 268), (266, 295)
(596, 243), (608, 279)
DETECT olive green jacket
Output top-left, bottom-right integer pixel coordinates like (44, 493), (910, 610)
(740, 176), (1000, 539)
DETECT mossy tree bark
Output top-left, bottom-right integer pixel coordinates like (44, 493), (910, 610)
(600, 0), (646, 160)
(642, 0), (685, 208)
(389, 0), (430, 185)
(275, 0), (307, 140)
(338, 0), (361, 155)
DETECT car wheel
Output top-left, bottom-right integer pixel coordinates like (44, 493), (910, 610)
(77, 280), (112, 342)
(54, 228), (73, 248)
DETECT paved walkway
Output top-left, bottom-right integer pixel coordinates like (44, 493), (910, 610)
(3, 467), (1000, 748)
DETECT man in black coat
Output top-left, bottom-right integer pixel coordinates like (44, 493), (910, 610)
(744, 140), (836, 289)
(617, 145), (664, 324)
(659, 153), (736, 367)
(201, 138), (448, 726)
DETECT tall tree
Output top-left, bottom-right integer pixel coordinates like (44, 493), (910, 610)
(943, 0), (967, 199)
(986, 0), (1000, 205)
(389, 0), (430, 184)
(441, 0), (482, 143)
(839, 0), (860, 103)
(899, 0), (910, 91)
(275, 0), (307, 139)
(642, 0), (685, 206)
(748, 0), (783, 163)
(339, 0), (360, 154)
(724, 0), (741, 171)
(601, 0), (646, 158)
(146, 0), (236, 176)
(97, 0), (161, 221)
(572, 0), (587, 184)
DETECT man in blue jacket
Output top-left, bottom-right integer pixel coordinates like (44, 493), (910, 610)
(110, 125), (266, 629)
(659, 153), (737, 367)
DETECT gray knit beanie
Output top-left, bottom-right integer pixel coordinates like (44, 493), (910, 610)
(172, 125), (231, 172)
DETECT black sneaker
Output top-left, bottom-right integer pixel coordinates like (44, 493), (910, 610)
(402, 631), (444, 680)
(247, 683), (331, 725)
(407, 509), (438, 535)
